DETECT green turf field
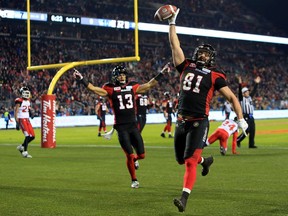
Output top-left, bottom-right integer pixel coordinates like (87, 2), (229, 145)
(0, 119), (287, 215)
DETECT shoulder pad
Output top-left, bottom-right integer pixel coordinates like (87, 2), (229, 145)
(15, 97), (23, 103)
(210, 67), (226, 77)
(102, 82), (114, 88)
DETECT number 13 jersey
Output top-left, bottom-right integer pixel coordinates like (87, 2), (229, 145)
(103, 81), (140, 125)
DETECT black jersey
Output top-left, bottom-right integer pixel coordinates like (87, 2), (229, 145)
(103, 81), (139, 125)
(176, 59), (227, 117)
(136, 94), (148, 116)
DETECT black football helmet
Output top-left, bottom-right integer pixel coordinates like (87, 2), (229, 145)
(111, 65), (127, 85)
(164, 91), (170, 98)
(192, 44), (216, 67)
(19, 87), (31, 99)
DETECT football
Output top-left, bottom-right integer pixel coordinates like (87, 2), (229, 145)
(154, 5), (177, 21)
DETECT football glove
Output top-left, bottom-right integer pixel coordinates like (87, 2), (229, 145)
(160, 62), (171, 74)
(168, 8), (180, 25)
(238, 118), (248, 136)
(73, 69), (83, 80)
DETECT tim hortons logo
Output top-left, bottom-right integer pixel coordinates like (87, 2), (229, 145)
(42, 99), (56, 142)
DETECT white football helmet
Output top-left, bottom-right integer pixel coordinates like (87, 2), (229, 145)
(20, 87), (31, 99)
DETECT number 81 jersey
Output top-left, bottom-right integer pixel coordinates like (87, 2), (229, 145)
(177, 59), (227, 117)
(103, 81), (140, 125)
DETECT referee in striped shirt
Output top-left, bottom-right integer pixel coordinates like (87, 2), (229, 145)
(237, 76), (261, 148)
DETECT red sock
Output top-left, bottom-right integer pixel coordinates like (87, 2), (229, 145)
(183, 149), (203, 190)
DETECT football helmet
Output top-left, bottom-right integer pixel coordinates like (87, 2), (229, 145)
(192, 44), (216, 67)
(111, 65), (127, 85)
(164, 91), (170, 98)
(19, 87), (31, 99)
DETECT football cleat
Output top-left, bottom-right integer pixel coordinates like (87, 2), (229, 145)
(168, 134), (174, 138)
(102, 128), (114, 140)
(131, 180), (139, 189)
(22, 151), (32, 158)
(237, 141), (241, 148)
(173, 198), (186, 212)
(220, 146), (227, 156)
(160, 133), (165, 138)
(201, 156), (214, 176)
(134, 160), (139, 170)
(17, 145), (24, 154)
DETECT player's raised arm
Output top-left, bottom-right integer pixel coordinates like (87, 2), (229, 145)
(168, 9), (185, 67)
(73, 69), (108, 97)
(136, 63), (171, 94)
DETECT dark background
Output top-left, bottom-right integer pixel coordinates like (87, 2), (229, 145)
(241, 0), (288, 35)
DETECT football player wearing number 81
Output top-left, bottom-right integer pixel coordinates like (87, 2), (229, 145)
(73, 63), (171, 189)
(167, 7), (248, 212)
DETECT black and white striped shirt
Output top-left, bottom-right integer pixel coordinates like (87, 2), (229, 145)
(241, 96), (254, 114)
(238, 83), (259, 115)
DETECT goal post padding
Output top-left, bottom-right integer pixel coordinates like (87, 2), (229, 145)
(41, 94), (56, 148)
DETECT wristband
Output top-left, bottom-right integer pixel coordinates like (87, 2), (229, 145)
(80, 78), (89, 87)
(154, 72), (164, 81)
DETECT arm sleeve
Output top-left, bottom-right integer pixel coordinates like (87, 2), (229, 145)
(250, 83), (258, 98)
(238, 84), (243, 101)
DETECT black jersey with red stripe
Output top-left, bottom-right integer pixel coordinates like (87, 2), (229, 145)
(176, 59), (227, 117)
(163, 99), (174, 114)
(136, 94), (148, 116)
(103, 81), (140, 125)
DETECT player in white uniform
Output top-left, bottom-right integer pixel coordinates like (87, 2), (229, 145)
(205, 118), (239, 155)
(14, 87), (35, 158)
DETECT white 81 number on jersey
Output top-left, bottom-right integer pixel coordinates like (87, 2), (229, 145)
(182, 73), (203, 93)
(117, 94), (134, 109)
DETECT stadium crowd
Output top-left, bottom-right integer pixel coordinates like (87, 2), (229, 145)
(1, 0), (288, 117)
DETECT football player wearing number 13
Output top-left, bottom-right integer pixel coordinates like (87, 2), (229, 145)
(167, 8), (248, 212)
(73, 63), (171, 189)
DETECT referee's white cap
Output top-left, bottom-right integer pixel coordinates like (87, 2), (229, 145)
(241, 87), (249, 93)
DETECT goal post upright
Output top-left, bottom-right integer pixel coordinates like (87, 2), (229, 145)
(26, 0), (140, 148)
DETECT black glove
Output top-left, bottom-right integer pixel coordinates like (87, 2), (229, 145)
(16, 122), (20, 130)
(73, 69), (89, 87)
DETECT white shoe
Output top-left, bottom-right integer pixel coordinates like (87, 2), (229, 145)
(102, 128), (115, 140)
(134, 160), (139, 170)
(17, 145), (24, 153)
(131, 181), (139, 189)
(22, 151), (32, 158)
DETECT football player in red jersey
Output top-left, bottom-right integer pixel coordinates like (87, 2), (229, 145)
(205, 118), (239, 155)
(14, 87), (35, 158)
(167, 8), (248, 212)
(73, 63), (170, 189)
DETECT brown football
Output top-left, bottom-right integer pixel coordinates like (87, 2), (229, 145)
(154, 5), (177, 21)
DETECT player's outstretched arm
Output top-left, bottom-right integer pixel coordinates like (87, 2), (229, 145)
(136, 63), (171, 93)
(219, 86), (248, 136)
(73, 69), (108, 96)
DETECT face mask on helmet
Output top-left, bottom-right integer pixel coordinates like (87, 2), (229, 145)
(111, 65), (127, 85)
(20, 87), (31, 99)
(192, 44), (216, 67)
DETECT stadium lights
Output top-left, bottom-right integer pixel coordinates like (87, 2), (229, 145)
(138, 23), (288, 45)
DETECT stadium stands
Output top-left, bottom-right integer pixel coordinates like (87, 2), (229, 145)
(1, 0), (287, 117)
